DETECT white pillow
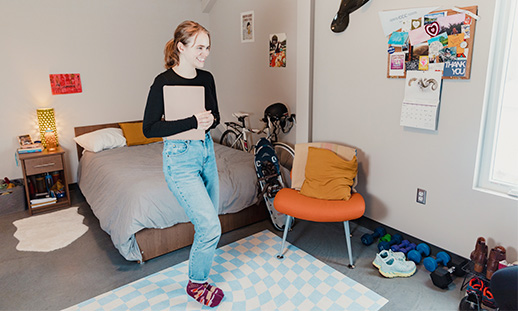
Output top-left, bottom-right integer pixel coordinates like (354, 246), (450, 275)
(74, 128), (127, 153)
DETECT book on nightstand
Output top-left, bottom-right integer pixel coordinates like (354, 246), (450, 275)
(18, 143), (43, 154)
(30, 197), (57, 208)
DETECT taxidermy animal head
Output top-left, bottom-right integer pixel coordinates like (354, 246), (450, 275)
(331, 0), (370, 33)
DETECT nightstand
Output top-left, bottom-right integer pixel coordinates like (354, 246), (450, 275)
(18, 146), (71, 215)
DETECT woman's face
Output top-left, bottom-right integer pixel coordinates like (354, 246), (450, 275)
(179, 32), (210, 69)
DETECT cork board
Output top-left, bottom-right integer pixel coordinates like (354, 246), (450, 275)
(386, 6), (478, 80)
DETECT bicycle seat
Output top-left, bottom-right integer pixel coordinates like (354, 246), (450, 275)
(232, 112), (250, 118)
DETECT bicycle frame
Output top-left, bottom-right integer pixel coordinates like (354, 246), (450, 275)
(222, 113), (271, 153)
(225, 121), (256, 152)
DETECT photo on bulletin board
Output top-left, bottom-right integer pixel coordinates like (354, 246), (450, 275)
(241, 11), (254, 43)
(385, 6), (478, 80)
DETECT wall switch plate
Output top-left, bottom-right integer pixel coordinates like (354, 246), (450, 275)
(417, 188), (427, 204)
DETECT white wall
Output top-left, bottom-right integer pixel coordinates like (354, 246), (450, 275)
(206, 0), (297, 145)
(311, 0), (517, 260)
(0, 0), (208, 183)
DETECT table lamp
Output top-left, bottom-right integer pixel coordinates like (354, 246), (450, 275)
(37, 108), (58, 150)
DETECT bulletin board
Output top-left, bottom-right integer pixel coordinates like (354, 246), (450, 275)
(386, 6), (478, 80)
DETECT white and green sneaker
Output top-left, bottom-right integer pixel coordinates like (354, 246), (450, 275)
(372, 250), (406, 270)
(378, 256), (416, 278)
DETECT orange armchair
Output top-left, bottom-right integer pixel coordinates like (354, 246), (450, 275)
(273, 142), (365, 268)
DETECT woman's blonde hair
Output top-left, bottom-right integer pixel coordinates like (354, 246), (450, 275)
(164, 21), (210, 69)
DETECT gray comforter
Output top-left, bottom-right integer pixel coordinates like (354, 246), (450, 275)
(77, 142), (259, 262)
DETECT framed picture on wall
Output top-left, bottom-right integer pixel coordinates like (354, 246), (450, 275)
(241, 11), (254, 43)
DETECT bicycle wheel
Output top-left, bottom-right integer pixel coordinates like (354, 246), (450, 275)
(220, 130), (243, 150)
(273, 142), (295, 187)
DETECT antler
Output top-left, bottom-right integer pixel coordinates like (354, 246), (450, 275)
(419, 78), (438, 90)
(408, 77), (417, 87)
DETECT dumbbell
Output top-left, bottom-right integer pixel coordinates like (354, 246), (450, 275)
(361, 226), (386, 246)
(430, 258), (469, 289)
(378, 234), (403, 251)
(407, 243), (431, 264)
(379, 234), (392, 242)
(391, 240), (416, 254)
(390, 239), (410, 250)
(423, 251), (451, 272)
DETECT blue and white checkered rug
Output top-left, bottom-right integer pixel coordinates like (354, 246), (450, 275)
(65, 230), (388, 310)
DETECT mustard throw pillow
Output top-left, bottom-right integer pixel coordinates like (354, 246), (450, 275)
(300, 147), (358, 200)
(119, 122), (162, 146)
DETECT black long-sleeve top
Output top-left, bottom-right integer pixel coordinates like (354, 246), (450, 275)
(143, 68), (220, 138)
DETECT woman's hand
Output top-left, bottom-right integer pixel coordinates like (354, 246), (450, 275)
(194, 111), (214, 130)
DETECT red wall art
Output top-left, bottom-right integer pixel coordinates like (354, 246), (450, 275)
(49, 73), (82, 95)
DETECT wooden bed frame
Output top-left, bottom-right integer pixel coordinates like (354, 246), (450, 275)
(74, 121), (268, 262)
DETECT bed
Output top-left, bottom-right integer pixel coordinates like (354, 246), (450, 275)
(74, 121), (268, 263)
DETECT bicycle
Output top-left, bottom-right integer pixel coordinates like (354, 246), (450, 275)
(219, 107), (295, 185)
(219, 104), (295, 232)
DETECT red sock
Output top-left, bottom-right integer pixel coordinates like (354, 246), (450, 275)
(186, 281), (224, 308)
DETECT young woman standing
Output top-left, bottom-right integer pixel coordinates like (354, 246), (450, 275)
(143, 21), (224, 308)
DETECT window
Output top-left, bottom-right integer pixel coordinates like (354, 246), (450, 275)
(474, 0), (518, 199)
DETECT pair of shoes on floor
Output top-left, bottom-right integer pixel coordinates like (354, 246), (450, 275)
(373, 249), (416, 278)
(466, 277), (496, 309)
(470, 237), (507, 279)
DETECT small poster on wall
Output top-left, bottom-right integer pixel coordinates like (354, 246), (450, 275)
(269, 33), (286, 68)
(241, 11), (254, 43)
(49, 73), (82, 95)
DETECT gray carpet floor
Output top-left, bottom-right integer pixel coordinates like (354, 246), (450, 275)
(0, 186), (469, 311)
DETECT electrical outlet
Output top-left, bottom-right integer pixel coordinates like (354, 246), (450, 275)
(417, 188), (427, 204)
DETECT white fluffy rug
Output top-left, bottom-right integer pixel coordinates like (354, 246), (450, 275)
(13, 207), (88, 252)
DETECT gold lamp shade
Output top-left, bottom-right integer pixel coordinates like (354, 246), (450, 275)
(37, 108), (58, 148)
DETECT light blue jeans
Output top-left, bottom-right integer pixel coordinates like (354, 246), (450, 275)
(163, 133), (220, 283)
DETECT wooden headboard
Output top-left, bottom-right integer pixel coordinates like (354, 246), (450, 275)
(73, 121), (140, 161)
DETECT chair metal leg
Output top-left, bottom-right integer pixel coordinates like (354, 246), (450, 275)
(277, 216), (292, 259)
(343, 221), (355, 269)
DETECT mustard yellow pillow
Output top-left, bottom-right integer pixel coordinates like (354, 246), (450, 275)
(119, 122), (162, 146)
(300, 147), (357, 200)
